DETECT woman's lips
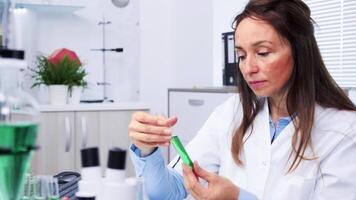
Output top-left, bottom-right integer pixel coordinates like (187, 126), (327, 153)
(248, 80), (267, 90)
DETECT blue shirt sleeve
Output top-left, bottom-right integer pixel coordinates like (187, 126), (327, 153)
(129, 144), (188, 200)
(239, 188), (258, 200)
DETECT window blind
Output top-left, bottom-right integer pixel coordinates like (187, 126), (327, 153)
(305, 0), (356, 88)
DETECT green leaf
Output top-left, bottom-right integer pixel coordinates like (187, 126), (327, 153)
(29, 55), (88, 89)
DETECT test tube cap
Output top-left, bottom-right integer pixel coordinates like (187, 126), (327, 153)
(77, 197), (95, 200)
(76, 192), (96, 200)
(81, 147), (100, 168)
(107, 147), (126, 170)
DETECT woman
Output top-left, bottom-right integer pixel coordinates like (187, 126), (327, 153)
(129, 0), (356, 199)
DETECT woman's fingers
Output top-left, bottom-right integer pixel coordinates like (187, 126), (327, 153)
(130, 130), (171, 143)
(133, 112), (159, 125)
(129, 111), (177, 151)
(182, 163), (207, 196)
(133, 112), (177, 127)
(129, 120), (172, 136)
(157, 116), (178, 127)
(193, 161), (215, 182)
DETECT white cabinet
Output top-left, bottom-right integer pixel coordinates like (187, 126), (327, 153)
(98, 111), (137, 177)
(32, 112), (76, 175)
(74, 111), (100, 173)
(32, 106), (149, 177)
(168, 88), (236, 160)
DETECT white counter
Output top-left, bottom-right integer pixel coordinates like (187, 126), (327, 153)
(38, 102), (150, 112)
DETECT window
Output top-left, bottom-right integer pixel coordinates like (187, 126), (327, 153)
(305, 0), (356, 88)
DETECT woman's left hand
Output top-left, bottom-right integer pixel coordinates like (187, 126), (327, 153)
(182, 161), (240, 200)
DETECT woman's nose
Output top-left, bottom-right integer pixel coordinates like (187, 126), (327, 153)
(241, 55), (258, 74)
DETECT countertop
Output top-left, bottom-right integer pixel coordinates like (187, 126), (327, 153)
(38, 102), (150, 112)
(168, 86), (238, 93)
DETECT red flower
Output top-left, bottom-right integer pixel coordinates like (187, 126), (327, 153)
(48, 48), (81, 65)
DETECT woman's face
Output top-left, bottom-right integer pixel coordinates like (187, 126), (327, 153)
(235, 17), (293, 99)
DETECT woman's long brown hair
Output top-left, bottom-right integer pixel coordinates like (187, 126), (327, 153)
(231, 0), (356, 172)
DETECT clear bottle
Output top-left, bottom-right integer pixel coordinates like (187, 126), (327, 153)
(0, 49), (39, 200)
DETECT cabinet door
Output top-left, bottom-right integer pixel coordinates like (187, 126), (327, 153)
(32, 112), (76, 175)
(75, 111), (100, 172)
(99, 110), (147, 177)
(168, 91), (235, 160)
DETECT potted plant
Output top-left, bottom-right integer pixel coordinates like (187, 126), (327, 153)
(30, 48), (87, 105)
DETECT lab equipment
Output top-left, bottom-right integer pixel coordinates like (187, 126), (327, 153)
(54, 171), (81, 199)
(90, 17), (124, 103)
(0, 48), (39, 200)
(170, 135), (194, 168)
(76, 147), (144, 200)
(77, 147), (103, 199)
(21, 175), (60, 200)
(105, 147), (126, 181)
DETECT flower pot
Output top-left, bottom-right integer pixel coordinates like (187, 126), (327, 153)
(36, 85), (50, 105)
(49, 85), (68, 105)
(67, 86), (82, 105)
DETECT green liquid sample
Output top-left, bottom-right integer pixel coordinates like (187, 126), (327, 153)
(48, 197), (60, 200)
(171, 135), (193, 168)
(0, 123), (38, 200)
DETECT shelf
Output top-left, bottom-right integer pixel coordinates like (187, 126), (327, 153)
(0, 1), (85, 13)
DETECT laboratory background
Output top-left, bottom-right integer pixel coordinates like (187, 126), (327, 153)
(0, 0), (355, 199)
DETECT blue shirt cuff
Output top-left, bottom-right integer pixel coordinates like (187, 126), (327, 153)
(129, 144), (162, 176)
(239, 188), (258, 200)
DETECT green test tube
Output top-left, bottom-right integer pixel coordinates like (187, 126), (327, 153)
(171, 135), (194, 168)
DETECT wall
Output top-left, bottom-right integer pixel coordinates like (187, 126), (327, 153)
(139, 0), (215, 114)
(139, 0), (248, 114)
(138, 0), (173, 115)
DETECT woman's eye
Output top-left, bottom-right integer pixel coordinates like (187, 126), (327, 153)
(257, 52), (270, 57)
(238, 56), (245, 61)
(237, 54), (246, 60)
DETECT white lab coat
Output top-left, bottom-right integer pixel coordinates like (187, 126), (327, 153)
(170, 95), (356, 200)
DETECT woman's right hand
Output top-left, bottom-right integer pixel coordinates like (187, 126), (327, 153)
(128, 112), (178, 156)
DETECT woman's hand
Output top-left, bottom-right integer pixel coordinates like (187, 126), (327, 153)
(128, 112), (178, 156)
(182, 161), (239, 200)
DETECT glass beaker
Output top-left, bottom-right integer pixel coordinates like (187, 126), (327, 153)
(0, 49), (39, 200)
(47, 177), (60, 200)
(33, 176), (48, 200)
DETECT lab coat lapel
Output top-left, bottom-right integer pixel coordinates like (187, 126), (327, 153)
(243, 98), (271, 198)
(270, 118), (295, 163)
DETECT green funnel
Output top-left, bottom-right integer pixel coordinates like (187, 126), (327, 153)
(0, 123), (38, 200)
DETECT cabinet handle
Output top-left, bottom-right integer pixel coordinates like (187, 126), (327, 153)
(64, 117), (71, 152)
(188, 99), (205, 106)
(81, 117), (88, 149)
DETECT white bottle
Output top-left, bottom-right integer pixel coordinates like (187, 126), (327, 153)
(105, 147), (126, 182)
(77, 147), (103, 200)
(104, 148), (137, 200)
